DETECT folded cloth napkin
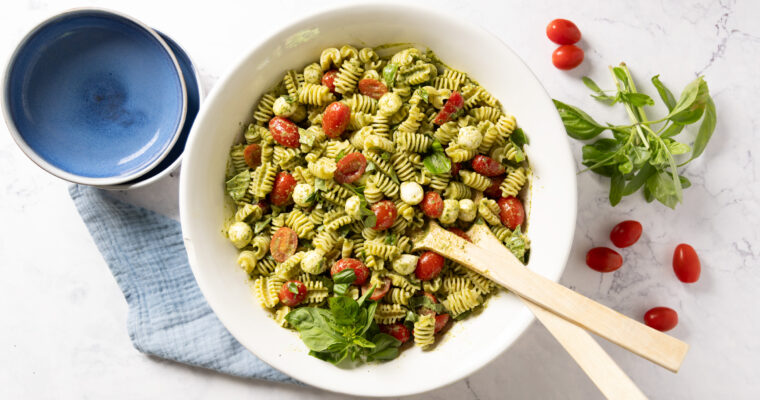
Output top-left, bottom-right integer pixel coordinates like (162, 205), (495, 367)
(69, 184), (293, 382)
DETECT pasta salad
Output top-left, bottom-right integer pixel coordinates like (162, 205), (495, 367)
(224, 45), (531, 364)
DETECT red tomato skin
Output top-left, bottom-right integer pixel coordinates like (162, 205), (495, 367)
(358, 78), (388, 99)
(371, 200), (398, 231)
(433, 92), (464, 125)
(321, 69), (338, 92)
(450, 162), (461, 177)
(434, 314), (450, 333)
(610, 220), (643, 248)
(268, 117), (300, 148)
(416, 251), (445, 281)
(331, 258), (370, 285)
(552, 45), (584, 70)
(420, 191), (444, 218)
(270, 227), (298, 263)
(278, 280), (308, 307)
(484, 176), (504, 198)
(644, 307), (678, 332)
(585, 247), (623, 273)
(546, 18), (581, 45)
(243, 144), (262, 169)
(323, 102), (351, 138)
(497, 197), (525, 230)
(334, 152), (367, 184)
(256, 200), (269, 214)
(673, 244), (701, 283)
(362, 277), (391, 301)
(447, 227), (472, 242)
(270, 172), (297, 206)
(380, 323), (411, 343)
(471, 155), (506, 177)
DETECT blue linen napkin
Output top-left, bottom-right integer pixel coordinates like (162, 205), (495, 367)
(68, 184), (294, 382)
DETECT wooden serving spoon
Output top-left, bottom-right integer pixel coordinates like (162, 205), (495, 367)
(466, 223), (646, 400)
(412, 222), (689, 373)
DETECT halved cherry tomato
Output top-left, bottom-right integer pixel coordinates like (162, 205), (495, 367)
(420, 191), (444, 218)
(270, 172), (297, 206)
(269, 116), (300, 148)
(243, 143), (262, 169)
(448, 227), (471, 242)
(334, 152), (367, 184)
(546, 19), (581, 45)
(416, 251), (444, 281)
(497, 196), (525, 230)
(673, 244), (700, 283)
(321, 69), (338, 92)
(472, 155), (505, 177)
(419, 292), (438, 316)
(434, 314), (450, 333)
(380, 323), (411, 343)
(362, 277), (391, 301)
(644, 307), (678, 332)
(552, 45), (584, 70)
(323, 102), (351, 138)
(278, 280), (308, 307)
(371, 200), (397, 231)
(610, 220), (643, 248)
(270, 227), (298, 263)
(331, 258), (370, 285)
(433, 91), (464, 125)
(451, 162), (461, 177)
(358, 78), (388, 100)
(484, 175), (504, 198)
(586, 247), (623, 273)
(255, 199), (269, 214)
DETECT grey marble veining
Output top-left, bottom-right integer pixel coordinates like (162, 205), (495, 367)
(1, 0), (759, 399)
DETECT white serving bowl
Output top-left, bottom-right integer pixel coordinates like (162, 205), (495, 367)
(180, 3), (576, 397)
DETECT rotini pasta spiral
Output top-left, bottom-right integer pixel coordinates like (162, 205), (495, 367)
(414, 314), (436, 349)
(500, 166), (528, 197)
(443, 288), (483, 317)
(459, 170), (491, 191)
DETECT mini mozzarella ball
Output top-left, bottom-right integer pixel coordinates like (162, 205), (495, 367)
(457, 126), (483, 151)
(310, 158), (336, 180)
(378, 92), (403, 115)
(300, 250), (327, 274)
(345, 195), (362, 219)
(227, 221), (253, 248)
(439, 199), (460, 225)
(292, 183), (315, 207)
(273, 96), (297, 117)
(400, 181), (424, 205)
(236, 250), (258, 274)
(392, 254), (419, 275)
(458, 199), (477, 222)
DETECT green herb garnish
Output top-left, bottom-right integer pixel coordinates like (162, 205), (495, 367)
(422, 140), (452, 175)
(383, 63), (398, 88)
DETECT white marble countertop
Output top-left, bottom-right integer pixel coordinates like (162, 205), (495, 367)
(2, 0), (759, 398)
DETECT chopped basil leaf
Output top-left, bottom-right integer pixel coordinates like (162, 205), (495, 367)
(314, 178), (327, 192)
(225, 170), (250, 201)
(288, 282), (300, 294)
(416, 87), (429, 103)
(383, 63), (398, 88)
(335, 149), (348, 161)
(408, 296), (447, 314)
(333, 269), (357, 285)
(423, 140), (452, 175)
(511, 128), (529, 146)
(253, 216), (272, 234)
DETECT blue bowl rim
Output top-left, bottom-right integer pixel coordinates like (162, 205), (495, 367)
(1, 7), (188, 186)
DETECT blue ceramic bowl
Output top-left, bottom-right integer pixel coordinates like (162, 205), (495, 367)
(2, 9), (187, 185)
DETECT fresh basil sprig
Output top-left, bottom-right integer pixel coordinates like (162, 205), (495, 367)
(332, 269), (356, 296)
(554, 63), (716, 208)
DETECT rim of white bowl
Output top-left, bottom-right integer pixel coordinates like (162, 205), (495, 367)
(1, 7), (187, 186)
(180, 3), (577, 397)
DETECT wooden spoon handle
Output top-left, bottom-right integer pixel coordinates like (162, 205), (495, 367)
(467, 224), (647, 400)
(413, 222), (688, 373)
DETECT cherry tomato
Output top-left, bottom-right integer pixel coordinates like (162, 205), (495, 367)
(269, 116), (300, 148)
(323, 102), (351, 138)
(243, 143), (262, 169)
(497, 196), (525, 230)
(448, 227), (471, 242)
(673, 244), (701, 283)
(331, 258), (370, 285)
(484, 175), (504, 198)
(546, 19), (581, 45)
(552, 45), (584, 70)
(610, 220), (643, 248)
(644, 307), (678, 332)
(471, 155), (506, 177)
(270, 171), (297, 206)
(420, 191), (444, 218)
(321, 69), (338, 93)
(434, 313), (450, 333)
(585, 247), (623, 273)
(371, 200), (397, 231)
(358, 78), (388, 100)
(255, 199), (269, 214)
(270, 227), (298, 263)
(433, 91), (464, 125)
(450, 162), (461, 177)
(278, 280), (308, 307)
(334, 152), (367, 184)
(362, 277), (391, 301)
(416, 251), (444, 281)
(380, 323), (411, 343)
